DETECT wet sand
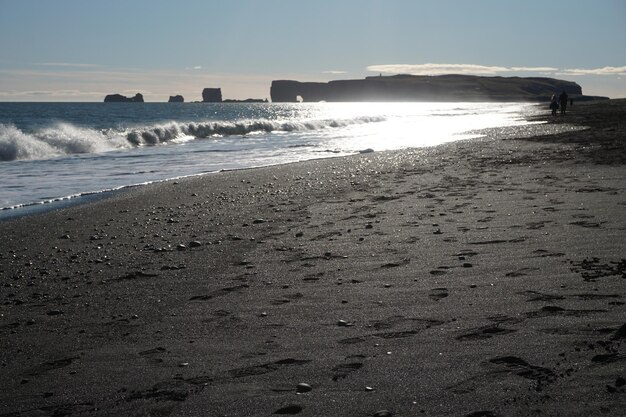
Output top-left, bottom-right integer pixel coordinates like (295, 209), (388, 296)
(1, 100), (625, 416)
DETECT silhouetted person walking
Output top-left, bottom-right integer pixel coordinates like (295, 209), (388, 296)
(550, 94), (559, 116)
(559, 91), (569, 114)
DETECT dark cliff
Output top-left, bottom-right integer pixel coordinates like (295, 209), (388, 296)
(270, 75), (584, 103)
(104, 93), (144, 103)
(202, 88), (222, 103)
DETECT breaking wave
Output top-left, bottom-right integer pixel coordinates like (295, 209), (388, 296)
(0, 116), (384, 161)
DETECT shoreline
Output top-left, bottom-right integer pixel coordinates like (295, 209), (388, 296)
(1, 99), (625, 416)
(0, 101), (567, 221)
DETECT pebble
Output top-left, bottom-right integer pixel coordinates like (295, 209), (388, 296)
(178, 362), (189, 367)
(253, 219), (266, 224)
(177, 244), (187, 251)
(373, 411), (392, 417)
(337, 319), (353, 327)
(189, 241), (202, 248)
(296, 382), (312, 393)
(365, 386), (374, 391)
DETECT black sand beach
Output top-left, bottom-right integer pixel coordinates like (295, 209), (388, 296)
(1, 100), (625, 416)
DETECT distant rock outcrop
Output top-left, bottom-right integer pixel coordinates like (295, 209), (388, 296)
(202, 88), (222, 103)
(168, 95), (184, 103)
(270, 75), (585, 103)
(104, 93), (144, 103)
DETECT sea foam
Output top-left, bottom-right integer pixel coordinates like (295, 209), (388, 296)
(0, 116), (384, 161)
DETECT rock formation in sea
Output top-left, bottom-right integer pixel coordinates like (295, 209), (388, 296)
(168, 95), (184, 103)
(202, 88), (222, 103)
(270, 74), (588, 103)
(104, 93), (144, 103)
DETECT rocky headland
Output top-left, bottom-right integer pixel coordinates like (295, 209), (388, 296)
(271, 74), (608, 103)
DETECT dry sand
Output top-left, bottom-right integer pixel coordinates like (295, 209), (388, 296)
(1, 100), (625, 417)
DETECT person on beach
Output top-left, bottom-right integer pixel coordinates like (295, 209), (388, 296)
(559, 91), (569, 115)
(550, 94), (559, 116)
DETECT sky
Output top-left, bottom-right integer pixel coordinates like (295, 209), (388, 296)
(0, 0), (625, 101)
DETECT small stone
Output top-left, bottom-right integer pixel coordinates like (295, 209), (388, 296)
(337, 319), (351, 327)
(384, 284), (392, 288)
(296, 382), (312, 393)
(260, 312), (268, 317)
(433, 229), (442, 235)
(295, 232), (304, 237)
(178, 362), (189, 367)
(373, 410), (392, 417)
(365, 386), (374, 391)
(469, 284), (477, 288)
(60, 235), (71, 239)
(189, 241), (202, 248)
(177, 244), (187, 251)
(253, 219), (266, 224)
(365, 224), (374, 229)
(462, 263), (473, 268)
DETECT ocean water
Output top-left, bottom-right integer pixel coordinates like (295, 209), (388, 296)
(0, 102), (545, 216)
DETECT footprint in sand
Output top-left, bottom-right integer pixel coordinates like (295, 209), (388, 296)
(331, 362), (363, 381)
(429, 287), (449, 301)
(228, 358), (310, 378)
(488, 356), (557, 386)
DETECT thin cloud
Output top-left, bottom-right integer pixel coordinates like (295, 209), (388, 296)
(367, 63), (626, 78)
(323, 70), (347, 74)
(35, 62), (102, 68)
(0, 89), (107, 98)
(560, 66), (626, 76)
(367, 63), (510, 75)
(367, 63), (561, 76)
(510, 66), (559, 72)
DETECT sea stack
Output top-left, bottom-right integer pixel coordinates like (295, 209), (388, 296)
(104, 93), (144, 103)
(202, 88), (222, 103)
(168, 95), (184, 103)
